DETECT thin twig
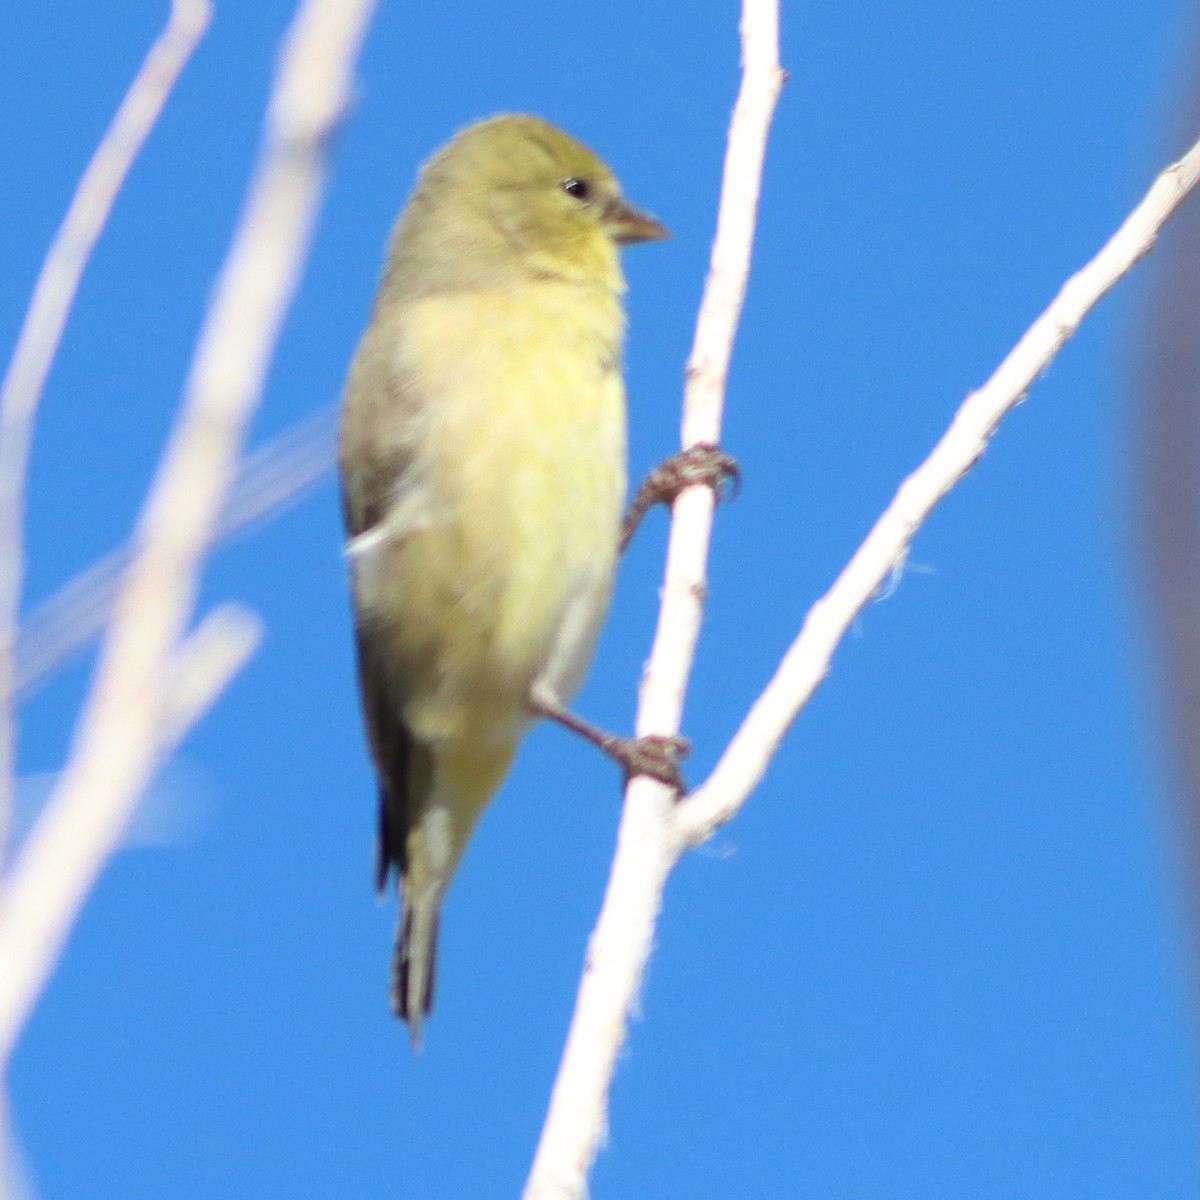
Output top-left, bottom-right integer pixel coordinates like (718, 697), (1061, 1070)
(158, 604), (263, 749)
(675, 134), (1200, 845)
(0, 0), (377, 1065)
(523, 3), (784, 1196)
(0, 607), (258, 1056)
(0, 0), (211, 861)
(13, 403), (336, 699)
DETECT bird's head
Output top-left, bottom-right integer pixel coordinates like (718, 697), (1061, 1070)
(392, 114), (668, 295)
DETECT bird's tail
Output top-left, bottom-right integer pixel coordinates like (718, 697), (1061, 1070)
(391, 891), (440, 1051)
(390, 740), (515, 1049)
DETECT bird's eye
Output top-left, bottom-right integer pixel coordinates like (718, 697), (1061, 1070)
(561, 177), (592, 203)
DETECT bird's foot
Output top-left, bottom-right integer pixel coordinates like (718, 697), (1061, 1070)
(603, 731), (690, 794)
(620, 442), (740, 551)
(531, 690), (689, 795)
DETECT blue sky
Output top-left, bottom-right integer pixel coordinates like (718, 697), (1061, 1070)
(3, 1), (1199, 1196)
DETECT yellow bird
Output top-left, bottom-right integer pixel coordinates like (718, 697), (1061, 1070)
(338, 114), (667, 1045)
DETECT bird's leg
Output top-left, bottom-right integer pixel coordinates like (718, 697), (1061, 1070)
(529, 686), (689, 795)
(620, 442), (740, 553)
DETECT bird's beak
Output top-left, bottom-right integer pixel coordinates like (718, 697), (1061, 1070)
(604, 196), (670, 245)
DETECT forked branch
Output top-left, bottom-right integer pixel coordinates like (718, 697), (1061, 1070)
(526, 3), (1200, 1195)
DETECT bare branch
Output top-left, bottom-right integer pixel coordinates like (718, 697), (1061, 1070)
(676, 133), (1200, 846)
(158, 604), (263, 750)
(528, 7), (1200, 1189)
(0, 0), (211, 858)
(0, 606), (259, 1064)
(523, 3), (784, 1196)
(13, 403), (336, 699)
(641, 0), (784, 746)
(0, 0), (377, 1065)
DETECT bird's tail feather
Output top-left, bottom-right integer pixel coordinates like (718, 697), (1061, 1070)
(389, 741), (515, 1047)
(391, 896), (439, 1050)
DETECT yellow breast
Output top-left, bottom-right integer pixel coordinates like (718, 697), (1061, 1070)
(383, 281), (627, 745)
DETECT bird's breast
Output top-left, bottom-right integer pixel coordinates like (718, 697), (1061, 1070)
(392, 282), (627, 733)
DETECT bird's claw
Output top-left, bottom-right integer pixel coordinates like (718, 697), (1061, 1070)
(609, 732), (690, 795)
(532, 690), (690, 794)
(621, 443), (740, 551)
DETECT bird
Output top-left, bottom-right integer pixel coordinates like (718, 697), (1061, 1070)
(338, 113), (667, 1046)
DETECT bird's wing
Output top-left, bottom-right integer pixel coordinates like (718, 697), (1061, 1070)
(338, 305), (433, 894)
